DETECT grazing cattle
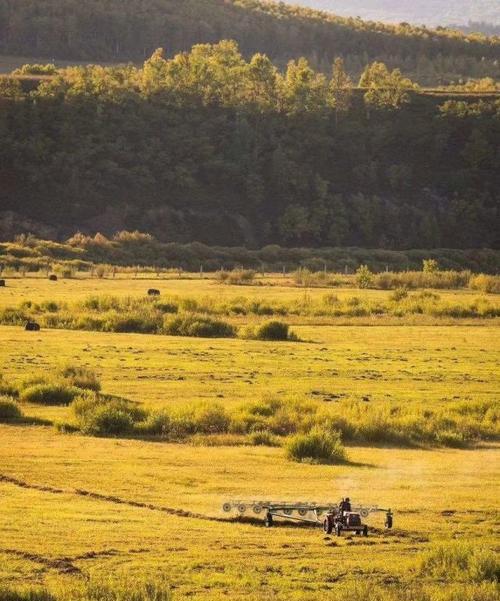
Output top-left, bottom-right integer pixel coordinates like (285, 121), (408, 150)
(148, 289), (160, 296)
(0, 279), (5, 287)
(49, 274), (58, 281)
(25, 320), (41, 332)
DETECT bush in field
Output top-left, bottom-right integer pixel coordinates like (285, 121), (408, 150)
(374, 270), (471, 290)
(163, 315), (236, 338)
(470, 274), (500, 294)
(154, 302), (178, 314)
(59, 365), (101, 392)
(286, 428), (347, 464)
(356, 264), (373, 289)
(0, 397), (23, 421)
(389, 287), (409, 302)
(192, 403), (230, 434)
(72, 394), (146, 436)
(252, 320), (297, 341)
(420, 542), (499, 583)
(20, 383), (79, 406)
(105, 312), (161, 334)
(216, 269), (256, 285)
(423, 258), (439, 273)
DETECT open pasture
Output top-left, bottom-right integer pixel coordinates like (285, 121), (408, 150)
(0, 275), (498, 599)
(0, 324), (498, 423)
(0, 425), (498, 599)
(0, 273), (497, 307)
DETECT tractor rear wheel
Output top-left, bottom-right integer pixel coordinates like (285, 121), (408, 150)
(335, 524), (343, 537)
(323, 516), (333, 534)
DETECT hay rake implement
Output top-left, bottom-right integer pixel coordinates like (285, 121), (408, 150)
(222, 500), (393, 529)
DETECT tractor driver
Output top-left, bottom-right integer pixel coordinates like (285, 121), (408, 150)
(339, 497), (352, 515)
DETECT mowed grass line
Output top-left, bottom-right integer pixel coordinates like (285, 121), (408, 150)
(0, 425), (498, 598)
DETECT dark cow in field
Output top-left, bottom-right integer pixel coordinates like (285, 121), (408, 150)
(49, 274), (58, 281)
(148, 288), (160, 296)
(25, 320), (41, 331)
(0, 279), (5, 287)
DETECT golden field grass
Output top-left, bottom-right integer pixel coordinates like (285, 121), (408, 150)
(0, 276), (498, 599)
(0, 273), (497, 306)
(0, 425), (498, 599)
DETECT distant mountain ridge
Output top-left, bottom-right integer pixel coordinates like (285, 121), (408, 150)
(280, 1), (500, 27)
(0, 0), (499, 85)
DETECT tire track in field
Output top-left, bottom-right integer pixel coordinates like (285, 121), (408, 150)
(1, 548), (81, 574)
(0, 473), (228, 523)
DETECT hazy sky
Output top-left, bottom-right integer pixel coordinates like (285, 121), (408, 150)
(279, 0), (500, 26)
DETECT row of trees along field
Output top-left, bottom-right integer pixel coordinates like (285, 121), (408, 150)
(0, 0), (499, 85)
(0, 42), (499, 249)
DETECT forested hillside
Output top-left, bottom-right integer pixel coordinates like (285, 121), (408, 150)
(1, 43), (499, 249)
(0, 0), (499, 85)
(282, 1), (500, 28)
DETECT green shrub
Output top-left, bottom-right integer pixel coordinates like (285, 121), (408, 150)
(420, 542), (499, 583)
(154, 302), (178, 314)
(20, 383), (79, 406)
(59, 365), (101, 392)
(163, 315), (236, 338)
(73, 394), (146, 436)
(217, 269), (256, 285)
(252, 320), (296, 341)
(105, 312), (161, 334)
(356, 264), (373, 288)
(286, 428), (347, 464)
(192, 403), (230, 434)
(390, 287), (409, 301)
(423, 258), (439, 273)
(137, 410), (171, 436)
(0, 397), (23, 421)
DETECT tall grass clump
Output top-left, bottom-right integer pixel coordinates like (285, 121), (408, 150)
(0, 374), (18, 398)
(470, 274), (500, 294)
(0, 397), (23, 421)
(59, 365), (101, 392)
(0, 573), (171, 601)
(0, 587), (55, 601)
(375, 270), (471, 290)
(163, 315), (236, 338)
(286, 427), (347, 464)
(20, 383), (80, 406)
(72, 394), (146, 436)
(216, 269), (256, 285)
(244, 320), (298, 341)
(420, 542), (499, 583)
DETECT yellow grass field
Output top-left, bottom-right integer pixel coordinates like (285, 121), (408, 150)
(0, 276), (498, 599)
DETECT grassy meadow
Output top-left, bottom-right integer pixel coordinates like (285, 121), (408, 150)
(0, 274), (498, 599)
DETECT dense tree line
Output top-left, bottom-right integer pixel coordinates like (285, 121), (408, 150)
(0, 43), (499, 249)
(0, 0), (499, 85)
